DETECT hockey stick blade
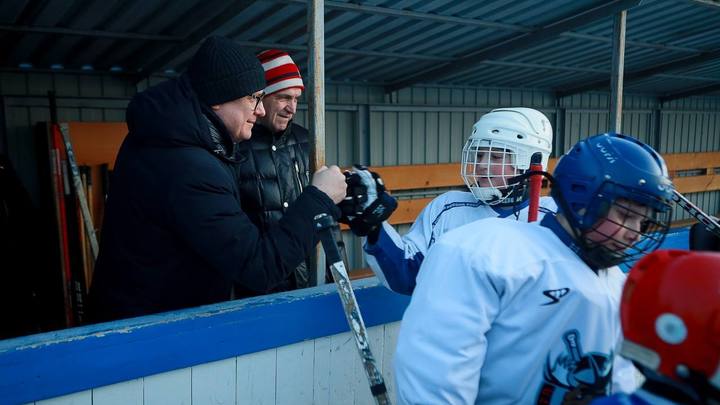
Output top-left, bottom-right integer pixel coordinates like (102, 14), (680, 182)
(671, 190), (720, 238)
(314, 213), (391, 405)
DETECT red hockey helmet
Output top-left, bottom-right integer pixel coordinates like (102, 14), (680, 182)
(620, 249), (720, 392)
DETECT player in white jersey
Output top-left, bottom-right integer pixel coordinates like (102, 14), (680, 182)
(592, 249), (720, 405)
(362, 107), (556, 295)
(394, 133), (675, 405)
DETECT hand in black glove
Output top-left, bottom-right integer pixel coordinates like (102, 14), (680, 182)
(337, 165), (398, 239)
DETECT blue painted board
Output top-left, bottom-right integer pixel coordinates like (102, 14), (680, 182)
(0, 279), (410, 405)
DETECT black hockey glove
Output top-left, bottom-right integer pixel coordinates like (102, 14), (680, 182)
(338, 165), (397, 239)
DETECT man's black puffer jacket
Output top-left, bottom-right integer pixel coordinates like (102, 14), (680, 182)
(87, 76), (339, 322)
(234, 122), (312, 296)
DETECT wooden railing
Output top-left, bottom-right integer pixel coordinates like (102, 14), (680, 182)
(63, 121), (719, 228)
(60, 122), (718, 278)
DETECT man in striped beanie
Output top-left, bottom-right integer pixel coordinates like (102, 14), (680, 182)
(234, 49), (315, 297)
(255, 49), (305, 133)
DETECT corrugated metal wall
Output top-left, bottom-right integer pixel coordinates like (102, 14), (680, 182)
(0, 72), (134, 205)
(2, 73), (719, 269)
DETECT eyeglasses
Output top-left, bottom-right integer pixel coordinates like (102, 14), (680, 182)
(250, 92), (265, 111)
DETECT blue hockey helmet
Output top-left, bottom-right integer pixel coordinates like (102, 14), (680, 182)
(551, 133), (674, 267)
(552, 133), (672, 227)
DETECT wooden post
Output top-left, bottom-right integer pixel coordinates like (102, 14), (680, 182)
(308, 0), (326, 286)
(609, 11), (627, 133)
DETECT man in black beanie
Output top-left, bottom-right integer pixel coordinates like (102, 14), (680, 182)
(88, 36), (347, 322)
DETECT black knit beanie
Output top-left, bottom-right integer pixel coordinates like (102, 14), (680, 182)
(188, 36), (266, 106)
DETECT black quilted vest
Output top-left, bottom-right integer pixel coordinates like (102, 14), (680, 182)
(234, 122), (311, 295)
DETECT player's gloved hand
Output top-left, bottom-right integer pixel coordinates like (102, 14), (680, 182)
(337, 165), (397, 239)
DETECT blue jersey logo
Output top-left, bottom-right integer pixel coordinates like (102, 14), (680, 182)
(542, 288), (571, 305)
(536, 329), (612, 404)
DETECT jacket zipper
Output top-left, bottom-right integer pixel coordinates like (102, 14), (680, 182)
(293, 160), (304, 193)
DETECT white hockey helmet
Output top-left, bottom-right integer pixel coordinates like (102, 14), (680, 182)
(461, 107), (553, 205)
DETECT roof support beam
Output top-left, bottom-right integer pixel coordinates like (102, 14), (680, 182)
(283, 0), (699, 54)
(284, 0), (703, 57)
(134, 1), (256, 79)
(659, 83), (720, 102)
(384, 0), (642, 92)
(0, 24), (180, 41)
(286, 0), (531, 32)
(558, 49), (720, 97)
(161, 39), (453, 76)
(682, 0), (720, 10)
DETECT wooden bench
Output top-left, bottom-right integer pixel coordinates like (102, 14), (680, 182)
(64, 121), (719, 228)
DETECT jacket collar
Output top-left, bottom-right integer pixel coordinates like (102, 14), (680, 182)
(253, 121), (293, 142)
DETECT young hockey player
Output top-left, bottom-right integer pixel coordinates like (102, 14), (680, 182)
(592, 249), (720, 405)
(394, 133), (675, 405)
(354, 107), (557, 295)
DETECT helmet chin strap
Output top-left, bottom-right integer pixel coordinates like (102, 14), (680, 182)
(473, 185), (525, 207)
(577, 242), (626, 269)
(473, 186), (503, 204)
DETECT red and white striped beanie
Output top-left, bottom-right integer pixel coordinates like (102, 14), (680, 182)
(257, 49), (304, 95)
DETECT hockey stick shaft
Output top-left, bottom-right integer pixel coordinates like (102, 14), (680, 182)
(326, 224), (351, 283)
(527, 152), (543, 222)
(314, 213), (391, 405)
(49, 141), (74, 326)
(58, 123), (100, 260)
(671, 189), (720, 238)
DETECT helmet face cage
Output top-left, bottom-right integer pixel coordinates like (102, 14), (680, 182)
(461, 137), (531, 206)
(460, 108), (553, 206)
(572, 182), (672, 269)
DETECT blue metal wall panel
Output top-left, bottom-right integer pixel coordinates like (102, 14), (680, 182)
(1, 72), (134, 206)
(564, 110), (610, 151)
(660, 111), (720, 154)
(622, 111), (653, 145)
(672, 191), (720, 222)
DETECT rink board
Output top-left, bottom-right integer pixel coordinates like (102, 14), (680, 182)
(1, 227), (690, 405)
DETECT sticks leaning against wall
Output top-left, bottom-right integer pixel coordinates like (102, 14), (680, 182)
(46, 123), (115, 325)
(49, 124), (89, 325)
(47, 125), (75, 326)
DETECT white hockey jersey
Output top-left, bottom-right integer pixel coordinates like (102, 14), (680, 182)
(364, 190), (557, 294)
(394, 216), (628, 405)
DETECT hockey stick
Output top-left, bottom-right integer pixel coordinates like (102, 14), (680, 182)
(671, 190), (720, 239)
(49, 135), (74, 326)
(314, 213), (391, 405)
(527, 152), (544, 222)
(326, 225), (351, 283)
(57, 123), (100, 260)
